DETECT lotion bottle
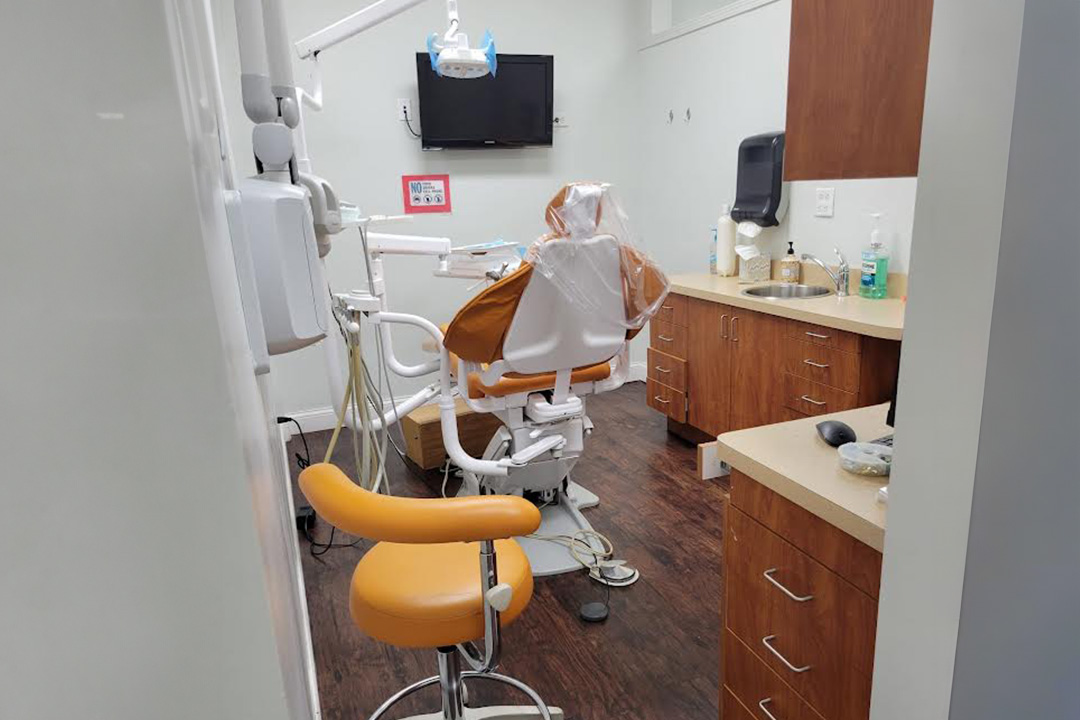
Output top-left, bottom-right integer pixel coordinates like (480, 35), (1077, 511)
(716, 204), (738, 277)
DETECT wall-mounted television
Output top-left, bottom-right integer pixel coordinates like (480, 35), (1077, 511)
(415, 53), (554, 149)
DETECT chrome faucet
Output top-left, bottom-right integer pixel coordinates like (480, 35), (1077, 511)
(802, 249), (850, 297)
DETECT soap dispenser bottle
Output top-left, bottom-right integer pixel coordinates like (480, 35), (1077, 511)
(780, 241), (801, 284)
(859, 213), (890, 299)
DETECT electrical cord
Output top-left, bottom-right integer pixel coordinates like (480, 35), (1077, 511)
(403, 108), (422, 139)
(277, 416), (311, 469)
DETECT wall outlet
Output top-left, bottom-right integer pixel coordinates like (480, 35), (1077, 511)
(396, 98), (412, 121)
(815, 187), (836, 217)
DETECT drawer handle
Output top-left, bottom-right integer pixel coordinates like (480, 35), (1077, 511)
(658, 335), (675, 342)
(805, 331), (830, 340)
(720, 314), (729, 339)
(803, 359), (830, 369)
(764, 568), (815, 602)
(731, 316), (740, 342)
(762, 635), (811, 673)
(653, 396), (670, 405)
(758, 699), (780, 720)
(800, 395), (827, 407)
(654, 366), (672, 374)
(661, 304), (674, 310)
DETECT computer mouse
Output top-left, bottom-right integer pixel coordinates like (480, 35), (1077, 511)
(816, 420), (857, 448)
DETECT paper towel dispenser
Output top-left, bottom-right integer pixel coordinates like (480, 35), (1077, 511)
(731, 132), (788, 227)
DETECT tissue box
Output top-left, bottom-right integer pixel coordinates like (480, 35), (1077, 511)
(740, 253), (772, 282)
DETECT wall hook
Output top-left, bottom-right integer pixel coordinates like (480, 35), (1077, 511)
(684, 108), (692, 123)
(667, 109), (674, 124)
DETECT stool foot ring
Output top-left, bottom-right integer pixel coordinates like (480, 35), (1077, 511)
(461, 671), (561, 720)
(372, 671), (563, 720)
(368, 676), (441, 720)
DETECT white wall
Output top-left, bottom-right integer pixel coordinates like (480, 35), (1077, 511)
(0, 2), (293, 718)
(868, 0), (1027, 718)
(942, 0), (1080, 717)
(214, 0), (644, 421)
(636, 0), (918, 278)
(217, 0), (922, 421)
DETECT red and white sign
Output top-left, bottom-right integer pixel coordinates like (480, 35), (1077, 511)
(402, 174), (452, 214)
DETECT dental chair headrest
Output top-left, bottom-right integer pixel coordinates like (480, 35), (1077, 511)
(544, 182), (608, 239)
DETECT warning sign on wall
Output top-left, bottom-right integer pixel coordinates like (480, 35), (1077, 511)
(401, 174), (452, 214)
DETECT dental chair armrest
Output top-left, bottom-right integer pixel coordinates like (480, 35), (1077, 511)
(299, 463), (540, 543)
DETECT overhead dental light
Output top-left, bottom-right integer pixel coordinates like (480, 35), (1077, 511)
(426, 1), (496, 79)
(295, 0), (496, 79)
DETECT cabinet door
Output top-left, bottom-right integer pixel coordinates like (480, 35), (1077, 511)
(686, 297), (733, 437)
(729, 309), (787, 431)
(785, 0), (933, 180)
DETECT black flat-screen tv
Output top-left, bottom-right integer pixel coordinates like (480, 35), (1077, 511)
(415, 53), (554, 149)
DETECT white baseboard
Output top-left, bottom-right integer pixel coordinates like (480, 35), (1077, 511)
(629, 361), (647, 383)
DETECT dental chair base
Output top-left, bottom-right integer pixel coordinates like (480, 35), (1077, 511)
(460, 414), (606, 578)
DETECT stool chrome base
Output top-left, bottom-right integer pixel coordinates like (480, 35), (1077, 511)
(401, 706), (565, 720)
(368, 648), (563, 720)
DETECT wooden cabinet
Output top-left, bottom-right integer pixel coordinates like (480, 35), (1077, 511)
(646, 292), (900, 440)
(729, 309), (787, 431)
(686, 297), (734, 437)
(646, 295), (691, 426)
(723, 470), (882, 720)
(784, 0), (934, 180)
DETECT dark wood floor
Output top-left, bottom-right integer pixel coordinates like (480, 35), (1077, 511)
(288, 382), (728, 720)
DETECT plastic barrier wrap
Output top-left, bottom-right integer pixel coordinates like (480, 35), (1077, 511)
(528, 183), (669, 333)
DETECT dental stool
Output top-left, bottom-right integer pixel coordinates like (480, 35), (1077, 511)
(299, 462), (564, 720)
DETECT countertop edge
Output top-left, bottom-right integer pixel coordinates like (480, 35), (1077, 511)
(670, 283), (904, 341)
(717, 441), (887, 553)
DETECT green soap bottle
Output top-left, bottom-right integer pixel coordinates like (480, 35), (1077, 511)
(859, 213), (890, 299)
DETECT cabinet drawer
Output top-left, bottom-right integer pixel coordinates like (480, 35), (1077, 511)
(646, 378), (686, 423)
(731, 471), (882, 598)
(786, 320), (862, 354)
(725, 631), (824, 720)
(783, 375), (859, 417)
(784, 338), (861, 393)
(647, 348), (687, 393)
(723, 689), (758, 720)
(726, 508), (876, 720)
(780, 407), (810, 423)
(649, 320), (688, 360)
(654, 292), (688, 327)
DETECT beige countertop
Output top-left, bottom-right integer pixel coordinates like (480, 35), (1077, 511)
(716, 405), (890, 551)
(669, 273), (905, 340)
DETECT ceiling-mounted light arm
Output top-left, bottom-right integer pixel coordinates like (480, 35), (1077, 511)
(444, 0), (460, 40)
(294, 0), (430, 60)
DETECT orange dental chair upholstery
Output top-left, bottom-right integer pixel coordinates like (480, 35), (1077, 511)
(299, 462), (562, 720)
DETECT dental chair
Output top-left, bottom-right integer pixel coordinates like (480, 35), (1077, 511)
(299, 462), (559, 720)
(441, 183), (669, 578)
(304, 184), (666, 719)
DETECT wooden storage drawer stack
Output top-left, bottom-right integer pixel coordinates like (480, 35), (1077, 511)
(646, 293), (689, 423)
(781, 320), (898, 420)
(723, 470), (882, 720)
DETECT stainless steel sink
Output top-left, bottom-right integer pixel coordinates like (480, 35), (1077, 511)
(741, 284), (832, 300)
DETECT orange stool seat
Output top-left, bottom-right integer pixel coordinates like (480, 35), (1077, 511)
(349, 538), (534, 649)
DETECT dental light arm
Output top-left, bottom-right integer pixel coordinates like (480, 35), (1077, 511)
(297, 0), (495, 78)
(295, 0), (430, 59)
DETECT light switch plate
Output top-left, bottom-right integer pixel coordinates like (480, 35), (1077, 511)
(815, 187), (836, 217)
